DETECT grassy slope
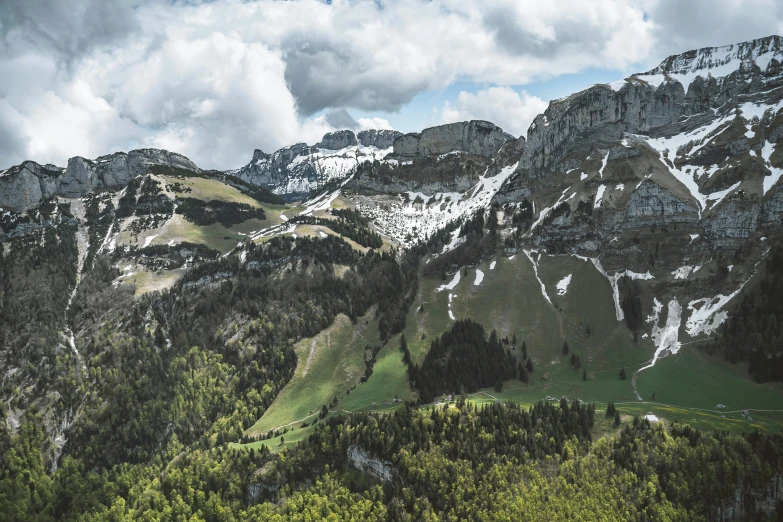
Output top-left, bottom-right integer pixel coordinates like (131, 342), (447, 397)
(118, 176), (291, 254)
(235, 251), (783, 453)
(384, 252), (781, 432)
(247, 312), (381, 437)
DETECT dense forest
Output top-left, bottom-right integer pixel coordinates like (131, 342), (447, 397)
(712, 245), (783, 382)
(289, 213), (384, 249)
(5, 396), (783, 520)
(175, 198), (267, 227)
(411, 319), (524, 403)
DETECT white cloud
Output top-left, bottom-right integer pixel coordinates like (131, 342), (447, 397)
(358, 117), (394, 131)
(440, 87), (548, 137)
(0, 0), (780, 169)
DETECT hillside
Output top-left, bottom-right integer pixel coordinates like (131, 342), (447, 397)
(1, 35), (783, 521)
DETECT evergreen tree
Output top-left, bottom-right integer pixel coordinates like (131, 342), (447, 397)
(619, 367), (627, 380)
(582, 369), (587, 381)
(562, 341), (569, 355)
(614, 410), (621, 426)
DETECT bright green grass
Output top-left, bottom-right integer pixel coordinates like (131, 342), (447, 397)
(232, 425), (315, 453)
(246, 312), (380, 436)
(240, 250), (782, 443)
(634, 347), (783, 410)
(334, 337), (414, 413)
(143, 215), (268, 254)
(163, 175), (262, 207)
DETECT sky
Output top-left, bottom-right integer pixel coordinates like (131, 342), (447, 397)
(0, 0), (781, 170)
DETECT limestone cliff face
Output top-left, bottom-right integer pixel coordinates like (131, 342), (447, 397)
(0, 162), (62, 212)
(357, 129), (403, 149)
(500, 35), (783, 265)
(348, 122), (520, 196)
(518, 35), (782, 185)
(391, 120), (514, 161)
(0, 149), (200, 212)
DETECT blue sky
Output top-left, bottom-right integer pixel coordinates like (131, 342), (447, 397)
(344, 67), (643, 136)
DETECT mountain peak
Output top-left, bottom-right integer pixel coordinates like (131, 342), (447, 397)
(640, 34), (782, 85)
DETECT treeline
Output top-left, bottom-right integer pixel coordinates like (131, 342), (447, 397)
(423, 208), (499, 278)
(410, 319), (528, 403)
(712, 245), (783, 382)
(175, 197), (266, 227)
(149, 164), (287, 205)
(290, 214), (383, 249)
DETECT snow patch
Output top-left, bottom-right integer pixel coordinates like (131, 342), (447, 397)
(580, 172), (588, 181)
(523, 250), (551, 305)
(474, 269), (484, 286)
(671, 265), (700, 280)
(594, 185), (606, 208)
(556, 274), (572, 296)
(590, 258), (654, 321)
(142, 234), (158, 248)
(640, 299), (682, 371)
(489, 260), (497, 270)
(761, 140), (782, 195)
(437, 271), (461, 292)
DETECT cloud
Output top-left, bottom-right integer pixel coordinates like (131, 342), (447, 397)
(0, 0), (780, 169)
(644, 0), (782, 61)
(323, 109), (360, 130)
(440, 87), (548, 137)
(358, 117), (394, 131)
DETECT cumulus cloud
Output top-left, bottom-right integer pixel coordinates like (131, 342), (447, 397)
(440, 87), (548, 137)
(358, 117), (394, 131)
(0, 0), (780, 169)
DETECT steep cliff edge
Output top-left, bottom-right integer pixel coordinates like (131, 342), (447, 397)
(0, 149), (200, 212)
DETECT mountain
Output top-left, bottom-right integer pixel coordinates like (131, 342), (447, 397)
(2, 35), (783, 522)
(229, 129), (402, 200)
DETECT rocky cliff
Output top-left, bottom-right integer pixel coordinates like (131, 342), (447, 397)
(390, 120), (514, 161)
(230, 129), (395, 201)
(0, 149), (199, 212)
(489, 35), (783, 363)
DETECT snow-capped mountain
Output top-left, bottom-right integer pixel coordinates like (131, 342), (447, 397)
(492, 34), (783, 364)
(229, 129), (402, 201)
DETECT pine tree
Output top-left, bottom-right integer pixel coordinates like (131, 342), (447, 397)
(614, 410), (621, 426)
(585, 324), (591, 336)
(605, 401), (615, 417)
(582, 369), (587, 381)
(562, 341), (569, 355)
(652, 390), (656, 401)
(526, 358), (534, 373)
(619, 367), (627, 380)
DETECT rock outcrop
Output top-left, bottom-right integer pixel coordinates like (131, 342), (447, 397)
(391, 120), (514, 161)
(347, 445), (395, 483)
(357, 129), (403, 149)
(231, 131), (395, 201)
(0, 149), (200, 212)
(316, 130), (358, 150)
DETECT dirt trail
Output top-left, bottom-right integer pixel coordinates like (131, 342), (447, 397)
(304, 331), (329, 376)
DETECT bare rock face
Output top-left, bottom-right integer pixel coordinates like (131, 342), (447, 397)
(392, 120), (514, 160)
(316, 130), (358, 150)
(232, 143), (327, 200)
(0, 162), (62, 211)
(0, 149), (200, 212)
(357, 129), (404, 149)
